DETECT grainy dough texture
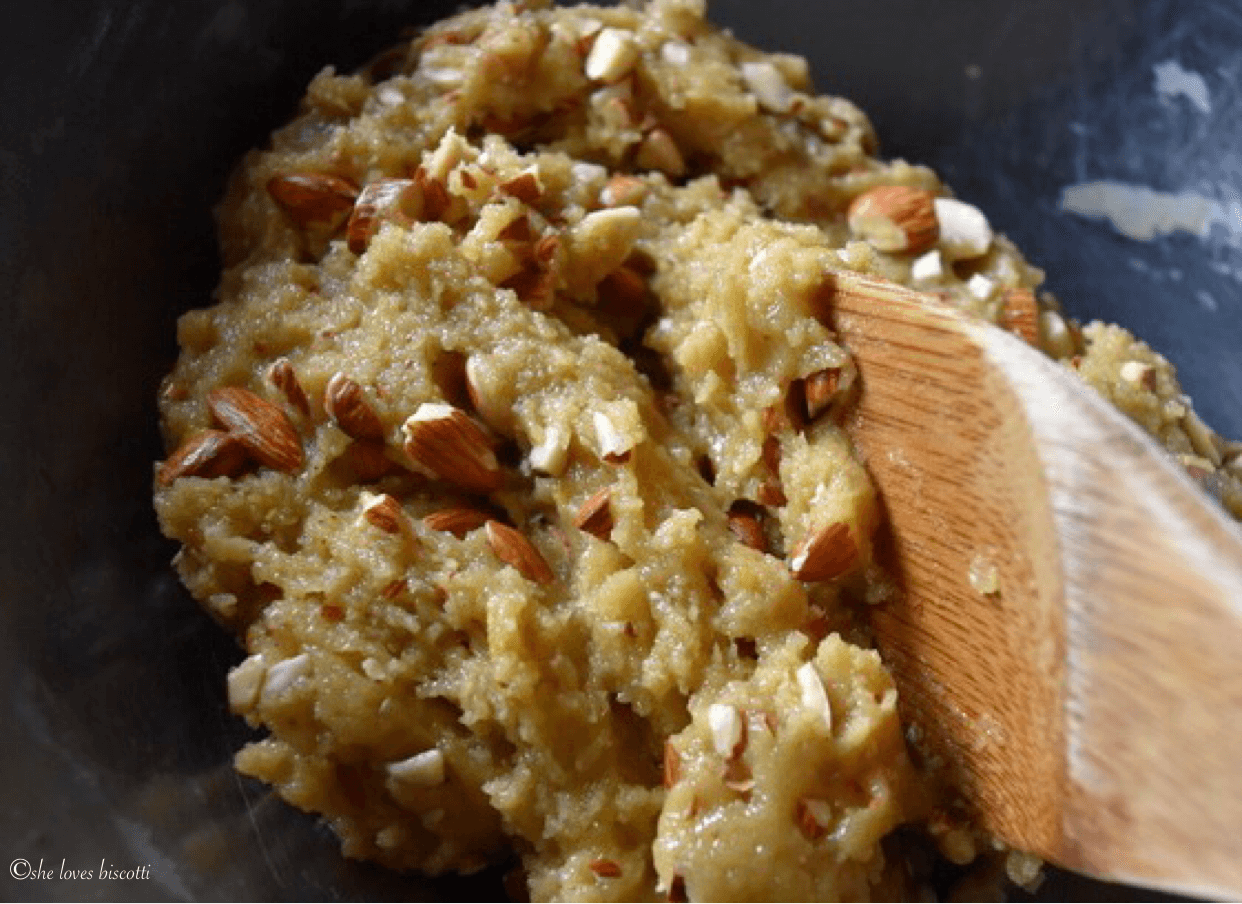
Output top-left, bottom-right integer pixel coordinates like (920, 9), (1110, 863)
(153, 0), (1242, 900)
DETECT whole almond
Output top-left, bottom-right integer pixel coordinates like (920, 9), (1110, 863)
(325, 373), (385, 441)
(266, 173), (358, 226)
(423, 507), (490, 539)
(158, 429), (250, 485)
(1000, 288), (1040, 347)
(485, 520), (554, 584)
(847, 185), (938, 254)
(789, 521), (858, 582)
(267, 358), (310, 416)
(347, 178), (421, 254)
(403, 403), (503, 493)
(574, 488), (614, 540)
(207, 387), (304, 473)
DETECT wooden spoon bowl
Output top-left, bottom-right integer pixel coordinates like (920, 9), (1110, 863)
(828, 271), (1242, 900)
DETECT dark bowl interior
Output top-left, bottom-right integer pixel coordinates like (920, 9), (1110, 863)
(2, 0), (1235, 899)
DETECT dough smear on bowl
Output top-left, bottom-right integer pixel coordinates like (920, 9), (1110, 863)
(153, 0), (1242, 899)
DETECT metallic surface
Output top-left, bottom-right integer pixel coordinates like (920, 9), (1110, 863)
(2, 1), (1234, 899)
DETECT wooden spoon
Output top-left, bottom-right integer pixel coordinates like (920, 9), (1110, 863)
(827, 270), (1242, 900)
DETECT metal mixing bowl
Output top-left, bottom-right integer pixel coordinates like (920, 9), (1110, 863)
(3, 1), (1235, 899)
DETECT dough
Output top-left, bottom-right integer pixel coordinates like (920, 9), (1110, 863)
(153, 0), (1242, 899)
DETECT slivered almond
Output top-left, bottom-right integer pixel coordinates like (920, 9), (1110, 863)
(402, 403), (502, 493)
(1120, 359), (1158, 391)
(761, 434), (782, 473)
(347, 178), (420, 254)
(663, 739), (680, 788)
(266, 173), (357, 225)
(727, 503), (767, 552)
(500, 166), (544, 205)
(361, 492), (406, 534)
(789, 521), (858, 581)
(496, 213), (533, 242)
(485, 520), (554, 584)
(593, 411), (633, 464)
(584, 27), (640, 83)
(589, 859), (622, 879)
(325, 373), (385, 441)
(207, 387), (304, 472)
(804, 368), (842, 420)
(423, 507), (490, 538)
(1000, 288), (1040, 346)
(267, 358), (310, 416)
(847, 185), (938, 254)
(600, 175), (647, 208)
(158, 429), (250, 485)
(708, 703), (746, 759)
(574, 488), (614, 540)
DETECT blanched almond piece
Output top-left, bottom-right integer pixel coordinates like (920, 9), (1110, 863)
(158, 429), (250, 485)
(485, 520), (554, 584)
(934, 197), (993, 260)
(789, 521), (858, 581)
(226, 654), (266, 710)
(1119, 359), (1158, 391)
(574, 488), (614, 540)
(846, 185), (938, 254)
(796, 661), (833, 729)
(261, 653), (310, 703)
(966, 273), (995, 300)
(635, 128), (685, 177)
(1000, 288), (1040, 347)
(387, 748), (445, 786)
(910, 249), (943, 281)
(347, 178), (421, 254)
(707, 703), (745, 759)
(402, 403), (502, 493)
(600, 175), (648, 208)
(325, 372), (385, 441)
(584, 27), (640, 83)
(740, 61), (795, 113)
(593, 411), (633, 463)
(267, 358), (310, 416)
(207, 387), (304, 472)
(266, 173), (357, 225)
(804, 368), (842, 420)
(423, 507), (489, 538)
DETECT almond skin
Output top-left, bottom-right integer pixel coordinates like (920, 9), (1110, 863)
(789, 521), (859, 582)
(423, 507), (490, 539)
(347, 178), (421, 254)
(1000, 288), (1040, 347)
(847, 185), (938, 254)
(727, 503), (767, 553)
(804, 368), (842, 421)
(402, 403), (502, 493)
(207, 387), (304, 473)
(266, 173), (357, 225)
(485, 520), (554, 584)
(574, 488), (614, 540)
(267, 358), (310, 416)
(338, 440), (401, 482)
(325, 373), (385, 441)
(158, 429), (250, 485)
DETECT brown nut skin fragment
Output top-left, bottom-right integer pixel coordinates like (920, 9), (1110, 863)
(485, 520), (554, 584)
(574, 488), (614, 540)
(266, 173), (358, 225)
(789, 521), (859, 582)
(206, 387), (305, 473)
(157, 429), (250, 485)
(423, 507), (490, 539)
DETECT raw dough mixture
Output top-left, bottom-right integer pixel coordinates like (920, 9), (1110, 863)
(153, 0), (1242, 899)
